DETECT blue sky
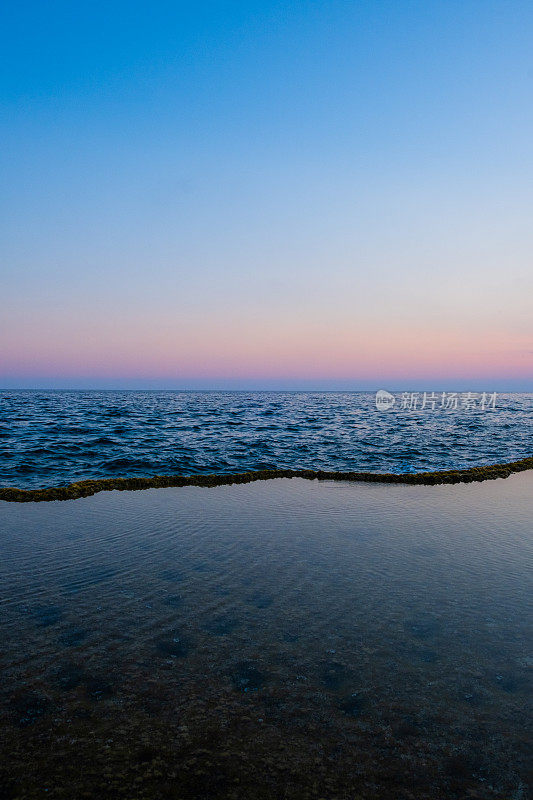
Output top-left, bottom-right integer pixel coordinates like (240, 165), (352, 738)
(1, 1), (532, 389)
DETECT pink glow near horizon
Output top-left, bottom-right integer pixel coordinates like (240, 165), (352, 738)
(3, 315), (531, 386)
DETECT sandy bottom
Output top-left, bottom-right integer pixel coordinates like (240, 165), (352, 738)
(0, 474), (531, 799)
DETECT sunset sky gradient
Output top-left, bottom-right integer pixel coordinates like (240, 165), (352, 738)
(1, 1), (532, 389)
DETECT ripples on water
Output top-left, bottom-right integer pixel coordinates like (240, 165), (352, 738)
(0, 391), (531, 488)
(0, 475), (531, 798)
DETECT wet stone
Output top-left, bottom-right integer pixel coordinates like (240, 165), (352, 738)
(72, 707), (92, 720)
(394, 715), (419, 738)
(135, 744), (158, 764)
(85, 676), (115, 701)
(494, 673), (521, 692)
(58, 626), (89, 647)
(418, 648), (439, 663)
(230, 661), (266, 692)
(0, 769), (17, 800)
(321, 661), (350, 691)
(31, 604), (63, 628)
(405, 616), (440, 640)
(339, 693), (368, 717)
(281, 631), (299, 643)
(461, 690), (483, 706)
(444, 753), (478, 779)
(246, 591), (273, 609)
(160, 569), (182, 583)
(53, 663), (85, 692)
(163, 594), (183, 609)
(9, 691), (52, 727)
(203, 615), (240, 636)
(155, 634), (190, 658)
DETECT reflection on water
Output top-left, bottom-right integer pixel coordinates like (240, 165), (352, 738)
(0, 474), (531, 799)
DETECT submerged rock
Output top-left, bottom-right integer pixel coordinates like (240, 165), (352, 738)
(494, 673), (522, 693)
(9, 691), (52, 726)
(85, 676), (114, 701)
(230, 661), (266, 692)
(155, 634), (190, 658)
(160, 569), (182, 583)
(321, 661), (350, 691)
(418, 648), (439, 663)
(203, 615), (240, 636)
(53, 662), (85, 691)
(246, 592), (273, 609)
(163, 594), (183, 609)
(405, 616), (440, 640)
(31, 604), (63, 628)
(58, 626), (89, 647)
(339, 692), (368, 717)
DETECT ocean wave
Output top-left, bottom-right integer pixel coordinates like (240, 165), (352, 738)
(0, 390), (531, 489)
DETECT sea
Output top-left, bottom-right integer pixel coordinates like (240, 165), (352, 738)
(0, 390), (531, 488)
(1, 389), (532, 797)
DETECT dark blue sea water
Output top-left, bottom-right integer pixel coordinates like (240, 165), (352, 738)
(0, 390), (531, 489)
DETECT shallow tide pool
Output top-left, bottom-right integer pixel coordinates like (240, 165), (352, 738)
(0, 474), (531, 799)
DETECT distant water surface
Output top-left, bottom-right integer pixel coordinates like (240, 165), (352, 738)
(0, 390), (531, 488)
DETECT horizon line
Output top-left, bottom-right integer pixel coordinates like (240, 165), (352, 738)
(1, 386), (531, 393)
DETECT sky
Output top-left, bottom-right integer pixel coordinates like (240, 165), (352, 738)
(1, 0), (532, 390)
